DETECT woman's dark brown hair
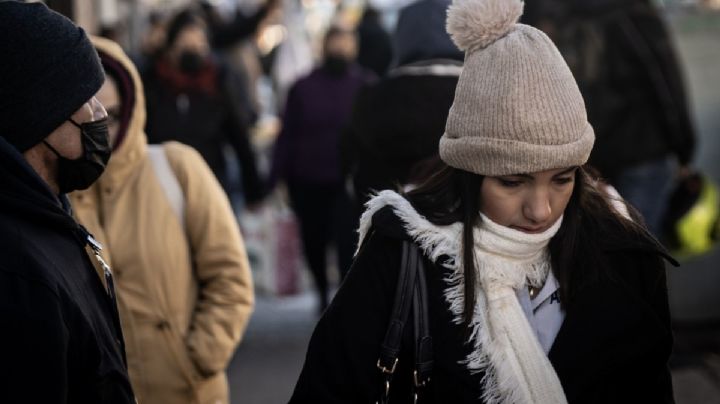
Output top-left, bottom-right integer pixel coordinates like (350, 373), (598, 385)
(405, 159), (654, 328)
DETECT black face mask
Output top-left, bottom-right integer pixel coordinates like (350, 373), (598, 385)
(179, 50), (205, 75)
(323, 55), (350, 75)
(43, 118), (111, 194)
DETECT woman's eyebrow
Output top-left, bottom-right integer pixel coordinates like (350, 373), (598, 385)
(502, 167), (578, 180)
(553, 167), (578, 177)
(503, 173), (533, 179)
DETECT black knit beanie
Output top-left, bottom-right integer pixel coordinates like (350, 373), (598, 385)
(0, 1), (105, 152)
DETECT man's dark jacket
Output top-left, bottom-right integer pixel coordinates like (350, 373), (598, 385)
(143, 58), (264, 203)
(0, 136), (135, 403)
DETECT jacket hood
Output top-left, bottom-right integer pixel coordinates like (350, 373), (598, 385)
(0, 136), (81, 233)
(562, 0), (645, 16)
(523, 0), (647, 25)
(571, 0), (645, 13)
(87, 36), (148, 190)
(393, 0), (464, 65)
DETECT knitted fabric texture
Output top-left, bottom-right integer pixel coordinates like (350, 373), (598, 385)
(472, 212), (567, 404)
(440, 0), (594, 176)
(0, 1), (104, 152)
(358, 190), (568, 403)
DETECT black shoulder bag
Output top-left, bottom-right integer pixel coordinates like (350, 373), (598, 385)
(376, 241), (433, 404)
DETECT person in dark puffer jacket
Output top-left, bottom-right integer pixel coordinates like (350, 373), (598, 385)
(342, 0), (465, 211)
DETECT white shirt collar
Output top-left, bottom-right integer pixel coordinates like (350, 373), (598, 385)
(532, 271), (560, 311)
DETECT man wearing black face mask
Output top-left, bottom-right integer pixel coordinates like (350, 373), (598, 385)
(0, 3), (135, 403)
(41, 100), (112, 194)
(142, 8), (264, 207)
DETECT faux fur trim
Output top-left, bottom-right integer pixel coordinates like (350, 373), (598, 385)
(357, 190), (563, 404)
(357, 189), (462, 261)
(388, 63), (464, 78)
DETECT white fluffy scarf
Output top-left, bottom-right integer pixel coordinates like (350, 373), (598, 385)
(357, 190), (567, 404)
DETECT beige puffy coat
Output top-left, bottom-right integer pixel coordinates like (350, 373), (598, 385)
(71, 37), (254, 404)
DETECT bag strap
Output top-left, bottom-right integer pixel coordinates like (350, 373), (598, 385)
(376, 241), (432, 404)
(147, 144), (185, 228)
(378, 241), (417, 373)
(413, 254), (432, 391)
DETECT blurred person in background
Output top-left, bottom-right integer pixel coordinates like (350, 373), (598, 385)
(71, 36), (254, 404)
(200, 0), (279, 50)
(270, 25), (375, 313)
(198, 0), (281, 140)
(135, 11), (168, 72)
(342, 0), (464, 211)
(138, 2), (278, 63)
(142, 8), (264, 206)
(0, 3), (134, 402)
(522, 0), (696, 236)
(356, 6), (393, 77)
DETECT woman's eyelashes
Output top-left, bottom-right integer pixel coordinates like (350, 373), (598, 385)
(498, 178), (523, 188)
(553, 176), (574, 186)
(496, 176), (574, 188)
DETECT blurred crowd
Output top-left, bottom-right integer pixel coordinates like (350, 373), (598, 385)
(1, 0), (717, 402)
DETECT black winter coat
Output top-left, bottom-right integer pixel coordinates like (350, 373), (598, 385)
(0, 137), (135, 403)
(143, 57), (263, 203)
(341, 60), (461, 205)
(522, 0), (695, 180)
(290, 205), (675, 403)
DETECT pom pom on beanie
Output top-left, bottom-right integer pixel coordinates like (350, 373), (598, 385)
(439, 0), (595, 176)
(446, 0), (524, 52)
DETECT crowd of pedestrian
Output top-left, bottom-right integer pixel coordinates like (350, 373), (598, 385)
(0, 0), (700, 402)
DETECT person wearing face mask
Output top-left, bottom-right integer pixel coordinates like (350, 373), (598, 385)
(290, 0), (676, 403)
(270, 25), (375, 313)
(0, 3), (134, 402)
(142, 8), (264, 206)
(70, 36), (255, 404)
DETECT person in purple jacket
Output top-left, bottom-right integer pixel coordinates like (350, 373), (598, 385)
(271, 25), (374, 312)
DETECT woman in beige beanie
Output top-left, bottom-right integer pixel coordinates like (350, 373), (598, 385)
(290, 0), (676, 403)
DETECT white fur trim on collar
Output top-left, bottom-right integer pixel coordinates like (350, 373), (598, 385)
(357, 190), (463, 263)
(357, 190), (567, 404)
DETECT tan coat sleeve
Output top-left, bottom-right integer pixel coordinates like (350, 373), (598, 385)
(165, 141), (255, 376)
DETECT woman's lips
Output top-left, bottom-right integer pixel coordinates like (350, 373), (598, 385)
(511, 225), (546, 234)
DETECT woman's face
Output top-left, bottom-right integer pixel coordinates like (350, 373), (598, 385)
(96, 76), (121, 147)
(169, 25), (210, 65)
(480, 167), (577, 234)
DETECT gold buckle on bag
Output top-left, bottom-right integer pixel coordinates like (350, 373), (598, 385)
(413, 370), (428, 387)
(376, 358), (398, 374)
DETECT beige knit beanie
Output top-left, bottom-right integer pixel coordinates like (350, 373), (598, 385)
(439, 0), (595, 176)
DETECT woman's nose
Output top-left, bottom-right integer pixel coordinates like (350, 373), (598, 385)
(523, 188), (552, 224)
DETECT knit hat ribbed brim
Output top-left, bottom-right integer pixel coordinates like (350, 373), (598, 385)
(0, 1), (105, 152)
(439, 0), (595, 176)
